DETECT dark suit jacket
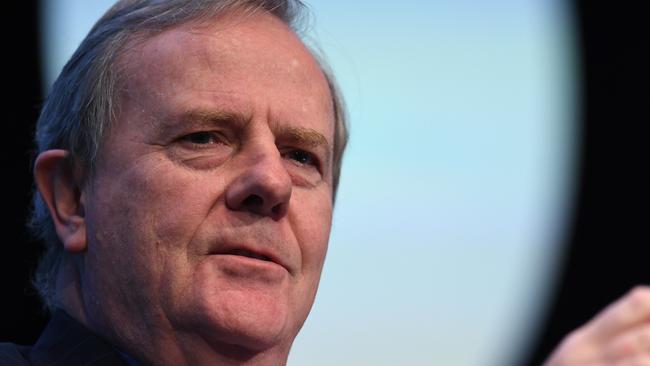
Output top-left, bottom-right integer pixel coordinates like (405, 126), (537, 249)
(0, 310), (131, 365)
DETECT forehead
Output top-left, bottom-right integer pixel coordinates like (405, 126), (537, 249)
(117, 11), (334, 138)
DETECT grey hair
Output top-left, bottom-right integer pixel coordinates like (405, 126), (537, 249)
(30, 0), (348, 311)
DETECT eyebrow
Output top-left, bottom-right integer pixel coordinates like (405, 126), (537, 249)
(167, 108), (332, 162)
(180, 109), (249, 129)
(277, 126), (332, 164)
(279, 126), (329, 148)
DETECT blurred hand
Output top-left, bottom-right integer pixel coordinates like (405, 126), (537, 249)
(544, 286), (650, 366)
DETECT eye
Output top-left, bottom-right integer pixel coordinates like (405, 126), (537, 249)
(170, 131), (233, 170)
(179, 131), (223, 146)
(285, 149), (318, 167)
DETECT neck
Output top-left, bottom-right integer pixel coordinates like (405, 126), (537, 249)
(145, 332), (292, 366)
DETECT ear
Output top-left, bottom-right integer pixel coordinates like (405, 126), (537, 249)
(34, 149), (87, 253)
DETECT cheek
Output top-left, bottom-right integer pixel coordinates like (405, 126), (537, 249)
(86, 158), (226, 290)
(291, 188), (332, 277)
(124, 160), (225, 243)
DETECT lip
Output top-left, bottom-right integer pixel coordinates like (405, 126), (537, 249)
(209, 243), (290, 274)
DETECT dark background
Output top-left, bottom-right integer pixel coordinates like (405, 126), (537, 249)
(521, 1), (648, 364)
(2, 1), (648, 364)
(2, 1), (49, 344)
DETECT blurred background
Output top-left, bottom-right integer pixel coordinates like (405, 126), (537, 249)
(2, 1), (647, 365)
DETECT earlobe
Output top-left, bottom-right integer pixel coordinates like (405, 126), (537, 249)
(34, 149), (87, 253)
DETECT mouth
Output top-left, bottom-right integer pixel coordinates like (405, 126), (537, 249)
(208, 240), (291, 274)
(226, 248), (273, 262)
(209, 246), (289, 282)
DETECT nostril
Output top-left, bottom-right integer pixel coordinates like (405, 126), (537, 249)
(242, 194), (263, 208)
(271, 204), (282, 216)
(225, 169), (292, 219)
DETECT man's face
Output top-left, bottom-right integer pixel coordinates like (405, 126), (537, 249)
(79, 12), (335, 356)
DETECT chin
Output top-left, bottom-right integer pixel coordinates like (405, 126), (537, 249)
(175, 264), (296, 353)
(202, 290), (293, 351)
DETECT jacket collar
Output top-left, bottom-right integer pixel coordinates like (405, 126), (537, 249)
(29, 309), (132, 366)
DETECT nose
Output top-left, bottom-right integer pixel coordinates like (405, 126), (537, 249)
(225, 151), (292, 221)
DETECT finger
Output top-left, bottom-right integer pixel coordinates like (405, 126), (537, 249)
(606, 324), (650, 361)
(583, 286), (650, 342)
(615, 354), (650, 366)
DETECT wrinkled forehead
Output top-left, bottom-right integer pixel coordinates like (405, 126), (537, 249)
(115, 11), (335, 135)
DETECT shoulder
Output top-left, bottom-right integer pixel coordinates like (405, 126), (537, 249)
(0, 342), (30, 365)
